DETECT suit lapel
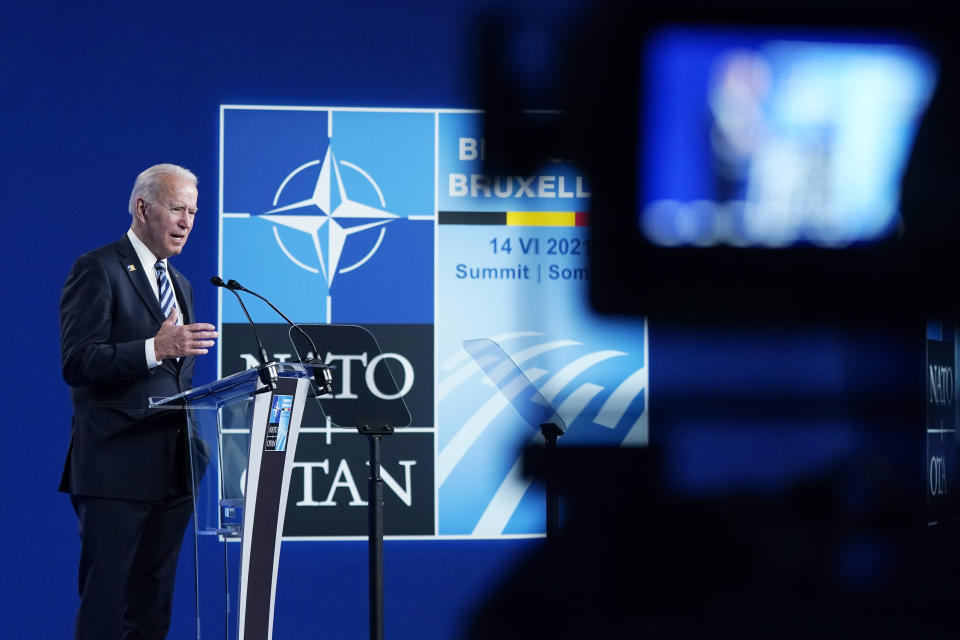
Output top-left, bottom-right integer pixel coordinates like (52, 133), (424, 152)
(115, 235), (165, 325)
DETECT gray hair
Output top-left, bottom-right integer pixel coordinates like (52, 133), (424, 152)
(128, 163), (198, 215)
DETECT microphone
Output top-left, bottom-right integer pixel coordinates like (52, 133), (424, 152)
(223, 278), (334, 395)
(210, 276), (277, 391)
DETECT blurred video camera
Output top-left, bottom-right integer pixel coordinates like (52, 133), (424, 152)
(476, 0), (958, 322)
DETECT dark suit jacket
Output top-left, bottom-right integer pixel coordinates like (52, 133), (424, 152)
(59, 234), (197, 501)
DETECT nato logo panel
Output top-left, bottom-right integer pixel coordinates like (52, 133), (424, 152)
(221, 108), (435, 325)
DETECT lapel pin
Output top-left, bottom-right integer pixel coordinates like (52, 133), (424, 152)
(127, 264), (137, 272)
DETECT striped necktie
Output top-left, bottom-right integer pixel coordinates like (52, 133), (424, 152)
(155, 261), (181, 324)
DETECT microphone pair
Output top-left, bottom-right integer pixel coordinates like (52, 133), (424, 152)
(210, 276), (242, 291)
(211, 276), (334, 395)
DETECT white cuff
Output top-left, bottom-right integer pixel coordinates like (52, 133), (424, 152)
(145, 338), (161, 368)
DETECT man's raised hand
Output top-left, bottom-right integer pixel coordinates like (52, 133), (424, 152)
(154, 307), (218, 360)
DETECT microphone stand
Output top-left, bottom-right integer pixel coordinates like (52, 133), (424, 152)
(211, 277), (277, 391)
(224, 279), (334, 396)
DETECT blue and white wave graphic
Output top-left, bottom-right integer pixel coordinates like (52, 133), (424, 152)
(437, 331), (647, 536)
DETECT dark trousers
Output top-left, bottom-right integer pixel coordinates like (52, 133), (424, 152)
(72, 495), (193, 640)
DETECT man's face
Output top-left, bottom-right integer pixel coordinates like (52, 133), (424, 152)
(134, 175), (198, 259)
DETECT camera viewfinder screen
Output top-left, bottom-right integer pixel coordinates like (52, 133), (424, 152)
(639, 26), (938, 248)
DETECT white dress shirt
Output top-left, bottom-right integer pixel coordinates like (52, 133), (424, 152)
(126, 228), (181, 368)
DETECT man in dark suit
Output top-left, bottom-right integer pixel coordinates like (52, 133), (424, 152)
(59, 163), (218, 640)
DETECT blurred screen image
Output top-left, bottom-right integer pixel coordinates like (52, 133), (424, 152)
(639, 26), (938, 248)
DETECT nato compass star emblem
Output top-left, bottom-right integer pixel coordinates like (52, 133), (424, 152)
(260, 145), (401, 289)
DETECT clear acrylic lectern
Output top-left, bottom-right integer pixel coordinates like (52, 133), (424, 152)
(151, 322), (411, 640)
(150, 360), (329, 640)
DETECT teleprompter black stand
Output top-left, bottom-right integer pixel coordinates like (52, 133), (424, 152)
(462, 339), (568, 540)
(540, 422), (564, 539)
(357, 418), (394, 640)
(292, 325), (412, 640)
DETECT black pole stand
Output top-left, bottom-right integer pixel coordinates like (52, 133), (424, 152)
(357, 419), (395, 640)
(540, 422), (563, 541)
